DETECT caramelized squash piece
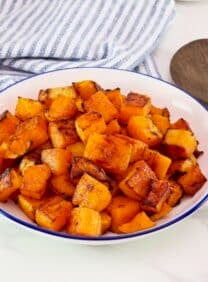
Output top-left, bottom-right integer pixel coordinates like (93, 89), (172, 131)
(119, 211), (155, 233)
(120, 93), (151, 123)
(73, 80), (100, 100)
(41, 148), (71, 175)
(119, 160), (156, 200)
(170, 118), (191, 130)
(51, 174), (75, 197)
(150, 105), (169, 117)
(101, 212), (111, 234)
(177, 165), (206, 196)
(106, 119), (121, 135)
(72, 173), (111, 212)
(75, 111), (106, 143)
(141, 180), (171, 213)
(19, 153), (40, 175)
(18, 194), (44, 220)
(1, 116), (48, 158)
(105, 88), (124, 111)
(67, 142), (85, 157)
(151, 202), (172, 221)
(168, 156), (196, 177)
(70, 157), (109, 182)
(0, 111), (20, 143)
(35, 196), (72, 231)
(143, 148), (172, 179)
(116, 134), (147, 163)
(20, 164), (51, 199)
(49, 120), (78, 148)
(84, 133), (132, 175)
(68, 207), (101, 236)
(0, 168), (22, 202)
(163, 129), (197, 159)
(84, 91), (118, 123)
(15, 97), (44, 120)
(45, 95), (77, 121)
(167, 180), (183, 206)
(107, 196), (140, 233)
(151, 114), (170, 135)
(39, 86), (76, 107)
(128, 115), (162, 147)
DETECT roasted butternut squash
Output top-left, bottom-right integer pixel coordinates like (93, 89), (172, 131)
(72, 173), (111, 212)
(35, 196), (72, 231)
(84, 91), (118, 122)
(68, 207), (102, 236)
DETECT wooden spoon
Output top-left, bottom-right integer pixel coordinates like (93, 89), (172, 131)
(170, 39), (208, 106)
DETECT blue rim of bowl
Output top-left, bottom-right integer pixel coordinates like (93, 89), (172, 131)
(0, 66), (207, 241)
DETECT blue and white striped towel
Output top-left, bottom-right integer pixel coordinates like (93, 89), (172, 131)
(0, 0), (175, 91)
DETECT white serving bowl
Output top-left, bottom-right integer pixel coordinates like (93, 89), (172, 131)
(0, 67), (207, 245)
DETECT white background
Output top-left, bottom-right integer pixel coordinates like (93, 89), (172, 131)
(0, 2), (208, 282)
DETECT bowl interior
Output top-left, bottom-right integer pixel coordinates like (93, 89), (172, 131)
(0, 67), (207, 242)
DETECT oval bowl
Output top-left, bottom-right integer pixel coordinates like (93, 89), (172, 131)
(0, 67), (207, 245)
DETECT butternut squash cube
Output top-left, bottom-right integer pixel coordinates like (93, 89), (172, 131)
(49, 120), (78, 148)
(119, 93), (151, 123)
(84, 133), (132, 175)
(150, 105), (169, 117)
(51, 174), (75, 197)
(18, 194), (44, 221)
(15, 97), (44, 120)
(106, 119), (121, 134)
(168, 156), (196, 177)
(167, 180), (183, 206)
(67, 142), (85, 157)
(118, 211), (155, 233)
(0, 111), (20, 143)
(0, 116), (48, 159)
(119, 160), (157, 200)
(151, 202), (172, 221)
(105, 88), (124, 111)
(143, 148), (172, 179)
(163, 129), (197, 159)
(35, 196), (72, 231)
(116, 134), (147, 163)
(68, 207), (101, 236)
(101, 212), (111, 234)
(177, 165), (206, 195)
(45, 95), (77, 121)
(170, 118), (191, 130)
(73, 80), (100, 100)
(20, 164), (51, 199)
(19, 153), (40, 175)
(41, 148), (71, 175)
(128, 115), (162, 147)
(75, 111), (106, 143)
(39, 86), (76, 107)
(141, 180), (171, 213)
(151, 114), (170, 135)
(72, 173), (111, 212)
(84, 91), (118, 122)
(8, 116), (48, 158)
(0, 168), (22, 202)
(107, 195), (140, 233)
(70, 157), (109, 182)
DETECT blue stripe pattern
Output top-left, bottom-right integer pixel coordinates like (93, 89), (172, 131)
(0, 0), (175, 90)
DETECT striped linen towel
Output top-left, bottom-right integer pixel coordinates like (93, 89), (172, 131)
(0, 0), (175, 91)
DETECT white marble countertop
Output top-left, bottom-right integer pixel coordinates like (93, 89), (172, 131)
(0, 2), (208, 282)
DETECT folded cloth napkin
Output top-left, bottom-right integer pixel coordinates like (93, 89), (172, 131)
(0, 0), (175, 91)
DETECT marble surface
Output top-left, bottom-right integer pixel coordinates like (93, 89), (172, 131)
(0, 2), (208, 282)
